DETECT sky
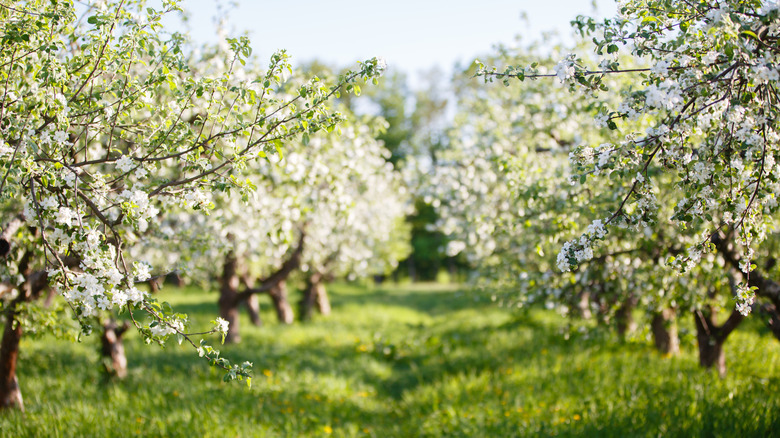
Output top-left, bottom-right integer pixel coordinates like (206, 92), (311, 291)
(168, 0), (618, 84)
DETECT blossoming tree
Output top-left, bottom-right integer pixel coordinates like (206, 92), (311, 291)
(472, 0), (780, 375)
(141, 115), (411, 342)
(423, 39), (670, 339)
(0, 0), (385, 409)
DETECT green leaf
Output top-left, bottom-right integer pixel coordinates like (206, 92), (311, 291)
(740, 30), (758, 39)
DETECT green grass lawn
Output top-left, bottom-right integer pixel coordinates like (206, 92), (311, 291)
(2, 282), (779, 437)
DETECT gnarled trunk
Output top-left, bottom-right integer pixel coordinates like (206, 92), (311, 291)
(147, 277), (163, 294)
(0, 305), (23, 411)
(221, 232), (306, 339)
(696, 334), (726, 376)
(166, 272), (185, 287)
(100, 320), (129, 379)
(693, 306), (744, 378)
(0, 262), (53, 411)
(615, 294), (638, 339)
(315, 281), (331, 316)
(299, 274), (318, 322)
(299, 272), (331, 321)
(651, 307), (680, 356)
(0, 224), (79, 411)
(218, 252), (242, 344)
(694, 316), (726, 377)
(244, 294), (262, 326)
(269, 281), (294, 324)
(714, 232), (780, 344)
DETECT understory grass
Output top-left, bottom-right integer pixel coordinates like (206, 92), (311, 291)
(1, 282), (779, 437)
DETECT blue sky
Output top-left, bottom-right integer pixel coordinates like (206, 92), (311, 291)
(170, 0), (617, 81)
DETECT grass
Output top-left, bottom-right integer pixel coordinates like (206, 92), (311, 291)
(1, 282), (780, 437)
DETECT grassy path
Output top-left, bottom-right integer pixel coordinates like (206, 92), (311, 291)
(1, 282), (779, 437)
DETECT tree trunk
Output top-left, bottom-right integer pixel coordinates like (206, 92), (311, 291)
(269, 280), (294, 324)
(0, 231), (77, 411)
(218, 252), (241, 343)
(0, 250), (50, 412)
(226, 231), (306, 330)
(166, 272), (184, 287)
(147, 277), (162, 294)
(300, 272), (331, 320)
(0, 220), (26, 410)
(694, 313), (727, 377)
(100, 319), (129, 379)
(573, 290), (592, 320)
(315, 280), (331, 316)
(651, 308), (680, 356)
(696, 335), (726, 377)
(693, 306), (744, 378)
(43, 286), (57, 308)
(0, 305), (23, 411)
(299, 274), (318, 322)
(244, 294), (262, 326)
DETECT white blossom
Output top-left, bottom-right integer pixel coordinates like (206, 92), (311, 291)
(0, 139), (12, 156)
(55, 207), (76, 226)
(116, 155), (135, 173)
(53, 130), (69, 144)
(214, 317), (230, 334)
(554, 55), (576, 83)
